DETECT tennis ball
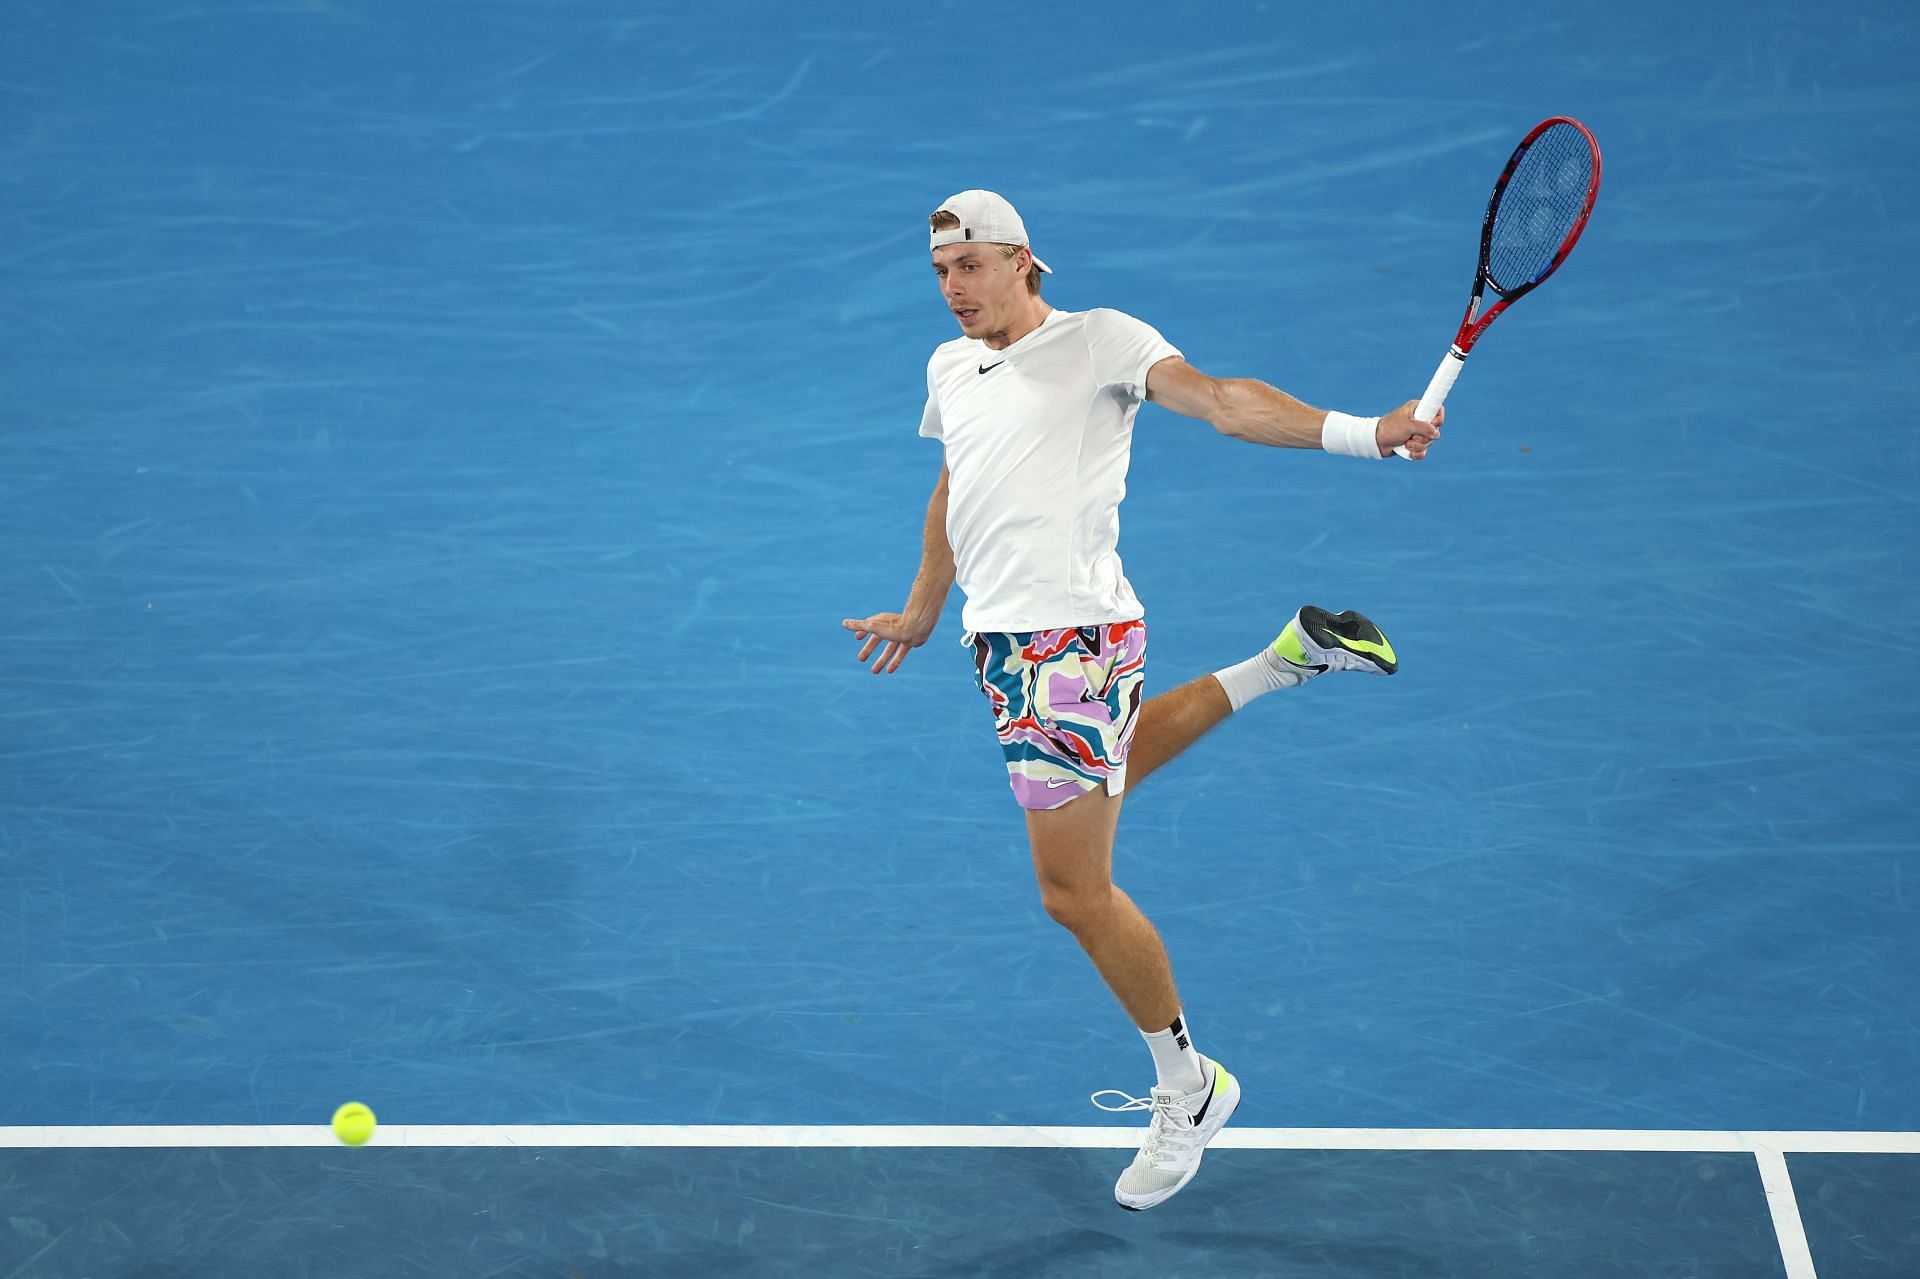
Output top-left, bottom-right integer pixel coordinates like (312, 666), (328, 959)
(331, 1101), (377, 1146)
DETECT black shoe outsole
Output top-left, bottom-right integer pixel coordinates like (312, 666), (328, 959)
(1299, 605), (1397, 676)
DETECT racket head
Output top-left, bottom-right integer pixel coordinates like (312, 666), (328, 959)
(1478, 117), (1602, 301)
(1417, 117), (1602, 438)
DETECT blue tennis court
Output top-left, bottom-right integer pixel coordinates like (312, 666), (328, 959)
(4, 0), (1916, 1274)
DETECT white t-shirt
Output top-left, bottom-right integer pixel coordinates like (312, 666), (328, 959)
(919, 308), (1181, 633)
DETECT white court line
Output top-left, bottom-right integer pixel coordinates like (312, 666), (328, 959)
(7, 1126), (1902, 1279)
(1, 1124), (1914, 1152)
(1753, 1144), (1819, 1279)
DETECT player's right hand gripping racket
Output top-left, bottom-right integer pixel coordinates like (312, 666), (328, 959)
(1397, 116), (1603, 457)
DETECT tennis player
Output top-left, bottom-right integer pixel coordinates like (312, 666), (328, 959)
(842, 191), (1441, 1211)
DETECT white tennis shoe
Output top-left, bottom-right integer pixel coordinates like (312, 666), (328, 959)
(1094, 1056), (1242, 1211)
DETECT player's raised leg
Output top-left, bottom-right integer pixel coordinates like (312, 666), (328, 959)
(1122, 674), (1233, 793)
(1126, 606), (1398, 790)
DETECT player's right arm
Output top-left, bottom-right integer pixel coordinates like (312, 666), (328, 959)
(841, 461), (955, 675)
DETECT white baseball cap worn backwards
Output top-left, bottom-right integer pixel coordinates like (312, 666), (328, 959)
(930, 190), (1053, 274)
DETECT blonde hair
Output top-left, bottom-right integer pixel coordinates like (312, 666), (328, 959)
(929, 209), (1043, 295)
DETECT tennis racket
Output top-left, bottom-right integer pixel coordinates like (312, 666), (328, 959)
(1397, 116), (1602, 457)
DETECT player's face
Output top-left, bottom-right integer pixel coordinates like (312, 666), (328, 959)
(932, 243), (1029, 339)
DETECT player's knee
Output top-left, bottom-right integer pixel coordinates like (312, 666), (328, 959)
(1038, 881), (1107, 935)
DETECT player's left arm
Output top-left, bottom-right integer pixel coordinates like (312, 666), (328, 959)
(1144, 356), (1442, 460)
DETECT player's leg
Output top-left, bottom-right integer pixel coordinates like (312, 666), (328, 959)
(1026, 788), (1244, 1211)
(1025, 786), (1179, 1033)
(1124, 674), (1233, 791)
(1126, 605), (1399, 791)
(972, 621), (1240, 1209)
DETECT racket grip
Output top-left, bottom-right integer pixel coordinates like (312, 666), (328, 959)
(1394, 345), (1467, 459)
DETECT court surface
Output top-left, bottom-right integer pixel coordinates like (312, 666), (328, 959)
(3, 0), (1917, 1275)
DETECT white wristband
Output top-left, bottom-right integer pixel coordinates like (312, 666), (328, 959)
(1322, 411), (1383, 459)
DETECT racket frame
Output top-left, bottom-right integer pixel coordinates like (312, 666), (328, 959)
(1453, 114), (1602, 358)
(1406, 116), (1602, 434)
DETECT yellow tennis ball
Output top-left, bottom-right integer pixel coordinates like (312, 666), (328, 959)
(331, 1101), (377, 1146)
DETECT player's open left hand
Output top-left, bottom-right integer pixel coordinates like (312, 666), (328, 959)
(842, 612), (932, 675)
(1377, 401), (1443, 460)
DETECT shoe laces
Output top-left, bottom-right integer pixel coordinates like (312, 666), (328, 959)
(1091, 1087), (1199, 1166)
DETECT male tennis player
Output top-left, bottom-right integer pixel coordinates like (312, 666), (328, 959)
(842, 191), (1441, 1211)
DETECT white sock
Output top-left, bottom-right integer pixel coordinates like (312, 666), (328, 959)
(1213, 638), (1311, 713)
(1142, 1013), (1207, 1096)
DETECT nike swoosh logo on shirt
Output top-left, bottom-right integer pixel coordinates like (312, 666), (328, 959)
(978, 362), (1003, 374)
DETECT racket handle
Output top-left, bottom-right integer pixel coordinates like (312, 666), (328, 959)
(1393, 345), (1467, 459)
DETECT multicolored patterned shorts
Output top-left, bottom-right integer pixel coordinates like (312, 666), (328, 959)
(966, 620), (1148, 811)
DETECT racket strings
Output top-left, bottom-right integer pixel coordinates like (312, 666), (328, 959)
(1486, 123), (1595, 294)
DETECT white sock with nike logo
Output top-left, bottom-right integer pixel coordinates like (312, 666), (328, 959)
(1213, 642), (1311, 713)
(1142, 1013), (1207, 1096)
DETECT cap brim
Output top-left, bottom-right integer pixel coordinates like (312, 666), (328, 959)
(1031, 255), (1052, 274)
